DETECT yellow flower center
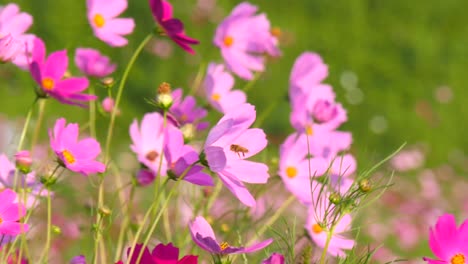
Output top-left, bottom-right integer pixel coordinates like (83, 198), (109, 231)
(62, 149), (76, 164)
(219, 242), (230, 251)
(452, 254), (466, 264)
(286, 166), (297, 178)
(93, 14), (105, 28)
(0, 217), (3, 224)
(305, 124), (313, 135)
(312, 223), (323, 234)
(223, 36), (234, 47)
(211, 93), (221, 101)
(271, 27), (282, 38)
(42, 77), (55, 90)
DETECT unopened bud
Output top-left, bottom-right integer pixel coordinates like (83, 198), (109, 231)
(157, 93), (173, 110)
(135, 169), (155, 186)
(99, 206), (111, 216)
(158, 82), (172, 94)
(40, 175), (57, 188)
(52, 225), (62, 235)
(101, 77), (115, 87)
(15, 150), (32, 173)
(358, 179), (371, 193)
(329, 192), (341, 204)
(101, 97), (120, 115)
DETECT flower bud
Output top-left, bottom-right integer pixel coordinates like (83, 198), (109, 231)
(358, 179), (371, 193)
(101, 77), (115, 88)
(157, 93), (173, 110)
(15, 150), (32, 173)
(99, 206), (111, 216)
(158, 82), (172, 94)
(52, 225), (62, 235)
(312, 99), (338, 124)
(329, 192), (341, 204)
(101, 97), (120, 115)
(135, 169), (156, 186)
(180, 124), (195, 142)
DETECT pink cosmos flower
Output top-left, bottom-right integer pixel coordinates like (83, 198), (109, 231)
(129, 112), (168, 175)
(164, 126), (213, 186)
(135, 169), (156, 186)
(149, 0), (200, 54)
(29, 37), (96, 107)
(189, 216), (273, 254)
(214, 2), (280, 80)
(0, 35), (23, 63)
(204, 63), (246, 114)
(0, 189), (29, 236)
(125, 243), (198, 264)
(289, 52), (328, 99)
(70, 255), (86, 264)
(49, 118), (106, 176)
(87, 0), (135, 47)
(262, 253), (285, 264)
(75, 48), (116, 77)
(423, 214), (468, 264)
(0, 3), (35, 69)
(170, 88), (208, 130)
(203, 103), (269, 207)
(305, 200), (354, 257)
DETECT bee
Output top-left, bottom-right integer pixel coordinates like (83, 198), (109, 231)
(230, 144), (249, 158)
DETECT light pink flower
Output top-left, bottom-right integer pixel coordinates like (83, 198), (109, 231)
(49, 118), (106, 176)
(75, 48), (116, 77)
(87, 0), (135, 47)
(0, 189), (29, 235)
(189, 216), (273, 254)
(0, 3), (35, 69)
(0, 34), (23, 63)
(129, 112), (168, 175)
(203, 103), (269, 207)
(423, 214), (468, 263)
(305, 199), (354, 257)
(214, 2), (280, 80)
(204, 63), (246, 114)
(29, 37), (96, 107)
(289, 52), (328, 98)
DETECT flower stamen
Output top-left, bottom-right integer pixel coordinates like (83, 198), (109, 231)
(211, 93), (221, 101)
(219, 241), (230, 251)
(62, 149), (76, 164)
(312, 223), (323, 234)
(146, 151), (159, 162)
(223, 36), (234, 47)
(286, 166), (297, 178)
(93, 14), (105, 28)
(451, 254), (466, 264)
(42, 77), (55, 91)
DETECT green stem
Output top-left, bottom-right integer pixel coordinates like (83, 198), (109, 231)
(103, 33), (152, 163)
(38, 188), (52, 263)
(89, 84), (96, 138)
(319, 227), (334, 264)
(30, 99), (46, 152)
(242, 71), (262, 92)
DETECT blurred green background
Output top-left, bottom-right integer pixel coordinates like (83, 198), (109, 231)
(1, 0), (467, 169)
(1, 0), (468, 261)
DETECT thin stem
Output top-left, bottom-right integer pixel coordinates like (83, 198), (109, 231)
(38, 189), (52, 263)
(30, 99), (46, 153)
(104, 33), (152, 163)
(89, 84), (96, 138)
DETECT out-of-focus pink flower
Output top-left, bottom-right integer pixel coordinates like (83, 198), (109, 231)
(214, 2), (280, 80)
(0, 3), (35, 69)
(149, 0), (200, 54)
(135, 169), (156, 186)
(129, 112), (168, 175)
(203, 103), (269, 207)
(101, 97), (120, 115)
(423, 214), (468, 263)
(49, 118), (106, 176)
(87, 0), (135, 47)
(14, 150), (32, 172)
(262, 253), (285, 264)
(149, 39), (173, 59)
(75, 48), (116, 77)
(289, 52), (328, 98)
(204, 63), (246, 114)
(0, 189), (28, 235)
(29, 37), (96, 107)
(393, 218), (419, 248)
(70, 255), (86, 264)
(170, 88), (208, 130)
(165, 126), (213, 186)
(124, 243), (198, 264)
(390, 148), (425, 172)
(305, 199), (354, 257)
(189, 216), (273, 254)
(0, 35), (23, 63)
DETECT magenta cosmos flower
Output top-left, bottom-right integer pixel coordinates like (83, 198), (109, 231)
(75, 48), (116, 78)
(124, 243), (198, 264)
(0, 3), (35, 69)
(130, 112), (168, 175)
(29, 37), (96, 107)
(164, 126), (213, 186)
(87, 0), (135, 47)
(262, 253), (285, 264)
(149, 0), (199, 54)
(189, 216), (273, 255)
(423, 214), (468, 264)
(306, 199), (354, 257)
(169, 88), (208, 130)
(0, 189), (29, 236)
(204, 63), (246, 114)
(49, 118), (106, 176)
(214, 2), (280, 80)
(203, 103), (269, 207)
